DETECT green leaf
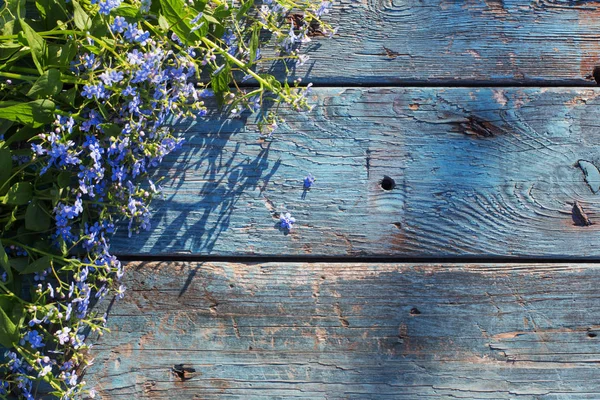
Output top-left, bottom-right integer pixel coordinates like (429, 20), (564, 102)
(19, 255), (51, 274)
(248, 26), (259, 67)
(212, 5), (229, 21)
(0, 119), (13, 138)
(27, 69), (63, 99)
(0, 99), (55, 127)
(25, 200), (50, 231)
(4, 182), (32, 205)
(258, 74), (282, 91)
(211, 63), (230, 102)
(58, 41), (77, 69)
(213, 4), (230, 19)
(57, 171), (70, 188)
(5, 126), (37, 146)
(0, 241), (13, 284)
(0, 295), (20, 348)
(114, 4), (139, 17)
(236, 0), (254, 20)
(56, 87), (77, 107)
(4, 206), (17, 230)
(19, 19), (47, 75)
(160, 0), (203, 45)
(0, 148), (12, 190)
(0, 295), (19, 349)
(98, 123), (121, 137)
(50, 187), (60, 207)
(202, 14), (219, 24)
(0, 43), (22, 62)
(192, 0), (207, 11)
(1, 44), (31, 68)
(35, 0), (68, 30)
(158, 14), (169, 31)
(9, 257), (28, 273)
(0, 0), (25, 35)
(72, 0), (92, 30)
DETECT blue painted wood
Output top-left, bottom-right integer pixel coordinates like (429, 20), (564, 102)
(85, 261), (600, 399)
(110, 87), (600, 258)
(263, 0), (600, 85)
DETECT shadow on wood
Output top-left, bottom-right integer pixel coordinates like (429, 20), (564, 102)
(87, 261), (600, 399)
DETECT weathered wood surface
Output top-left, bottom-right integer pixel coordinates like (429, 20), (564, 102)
(87, 261), (600, 399)
(112, 87), (600, 258)
(267, 0), (600, 85)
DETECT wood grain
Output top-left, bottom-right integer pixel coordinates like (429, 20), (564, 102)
(85, 261), (600, 399)
(111, 87), (600, 258)
(260, 0), (600, 85)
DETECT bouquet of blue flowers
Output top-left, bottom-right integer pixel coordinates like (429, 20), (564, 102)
(0, 0), (333, 397)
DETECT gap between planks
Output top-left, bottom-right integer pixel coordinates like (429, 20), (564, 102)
(116, 254), (600, 265)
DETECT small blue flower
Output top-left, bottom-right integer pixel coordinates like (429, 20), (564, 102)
(122, 86), (137, 96)
(81, 83), (107, 99)
(111, 16), (127, 33)
(99, 70), (124, 86)
(81, 53), (98, 70)
(140, 0), (151, 12)
(98, 0), (122, 15)
(280, 212), (296, 230)
(222, 30), (236, 46)
(304, 173), (315, 189)
(20, 330), (44, 348)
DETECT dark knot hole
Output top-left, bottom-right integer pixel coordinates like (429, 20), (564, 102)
(380, 175), (395, 191)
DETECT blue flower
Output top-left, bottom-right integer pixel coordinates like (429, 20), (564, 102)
(81, 53), (98, 70)
(280, 212), (296, 230)
(303, 173), (315, 188)
(222, 30), (236, 46)
(315, 1), (331, 17)
(20, 330), (44, 348)
(98, 0), (122, 15)
(122, 85), (137, 96)
(140, 0), (151, 12)
(31, 143), (45, 155)
(99, 70), (124, 86)
(127, 49), (144, 65)
(111, 16), (127, 33)
(124, 23), (150, 45)
(81, 83), (107, 99)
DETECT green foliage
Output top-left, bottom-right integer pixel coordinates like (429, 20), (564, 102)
(0, 99), (55, 127)
(0, 0), (334, 396)
(0, 295), (22, 348)
(27, 69), (63, 98)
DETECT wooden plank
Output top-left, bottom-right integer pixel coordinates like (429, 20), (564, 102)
(264, 0), (600, 85)
(86, 261), (600, 399)
(112, 87), (600, 258)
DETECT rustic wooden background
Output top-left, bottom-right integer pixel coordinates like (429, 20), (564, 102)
(86, 1), (600, 398)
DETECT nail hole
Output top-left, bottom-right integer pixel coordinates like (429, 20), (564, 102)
(380, 175), (395, 191)
(248, 346), (253, 350)
(588, 332), (597, 338)
(321, 275), (326, 280)
(594, 66), (600, 85)
(409, 307), (421, 315)
(229, 284), (234, 288)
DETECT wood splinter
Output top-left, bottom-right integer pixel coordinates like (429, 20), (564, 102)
(572, 201), (593, 227)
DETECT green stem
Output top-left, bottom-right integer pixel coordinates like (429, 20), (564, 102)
(0, 29), (79, 40)
(0, 71), (37, 82)
(0, 282), (32, 305)
(200, 36), (276, 91)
